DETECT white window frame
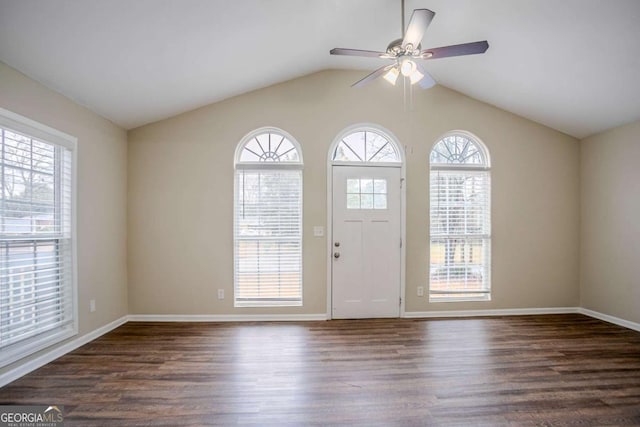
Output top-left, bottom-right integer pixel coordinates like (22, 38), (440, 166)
(0, 108), (78, 368)
(233, 127), (303, 307)
(429, 130), (491, 302)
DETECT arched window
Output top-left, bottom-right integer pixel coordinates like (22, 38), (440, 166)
(332, 128), (401, 163)
(234, 128), (303, 307)
(429, 132), (491, 301)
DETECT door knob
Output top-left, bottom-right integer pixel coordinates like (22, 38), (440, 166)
(334, 252), (340, 258)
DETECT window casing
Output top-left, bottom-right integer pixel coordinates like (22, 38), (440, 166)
(429, 132), (490, 302)
(0, 108), (77, 367)
(234, 129), (303, 307)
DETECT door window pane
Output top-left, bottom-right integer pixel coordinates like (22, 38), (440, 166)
(346, 178), (387, 210)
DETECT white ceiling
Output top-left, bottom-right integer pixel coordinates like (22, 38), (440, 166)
(1, 0), (639, 138)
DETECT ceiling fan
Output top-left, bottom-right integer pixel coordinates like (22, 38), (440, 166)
(330, 2), (489, 88)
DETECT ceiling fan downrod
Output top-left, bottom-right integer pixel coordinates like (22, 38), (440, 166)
(401, 0), (406, 38)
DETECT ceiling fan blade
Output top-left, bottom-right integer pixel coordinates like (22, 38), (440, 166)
(415, 63), (436, 89)
(421, 41), (489, 59)
(352, 65), (395, 88)
(330, 48), (387, 58)
(402, 9), (435, 49)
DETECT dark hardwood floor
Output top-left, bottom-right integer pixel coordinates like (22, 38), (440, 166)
(1, 314), (639, 426)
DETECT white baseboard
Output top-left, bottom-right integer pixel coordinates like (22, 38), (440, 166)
(127, 313), (328, 322)
(2, 308), (637, 388)
(403, 307), (580, 318)
(0, 315), (128, 388)
(578, 308), (640, 332)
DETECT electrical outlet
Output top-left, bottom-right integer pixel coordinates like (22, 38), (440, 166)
(417, 286), (424, 297)
(217, 289), (224, 300)
(90, 299), (96, 312)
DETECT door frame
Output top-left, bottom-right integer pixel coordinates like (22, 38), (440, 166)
(326, 123), (407, 319)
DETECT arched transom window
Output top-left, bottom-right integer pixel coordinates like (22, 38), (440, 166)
(430, 133), (488, 166)
(429, 132), (491, 302)
(234, 128), (303, 307)
(238, 131), (301, 163)
(332, 129), (401, 163)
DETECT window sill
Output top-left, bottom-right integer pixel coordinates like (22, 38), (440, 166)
(429, 295), (491, 303)
(234, 301), (303, 308)
(0, 325), (77, 368)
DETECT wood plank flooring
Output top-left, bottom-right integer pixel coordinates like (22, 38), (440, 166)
(1, 314), (639, 426)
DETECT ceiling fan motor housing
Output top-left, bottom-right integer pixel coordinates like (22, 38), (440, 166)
(386, 39), (421, 57)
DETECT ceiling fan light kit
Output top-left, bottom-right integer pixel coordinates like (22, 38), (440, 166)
(330, 3), (489, 89)
(383, 67), (400, 85)
(409, 68), (424, 85)
(399, 56), (417, 77)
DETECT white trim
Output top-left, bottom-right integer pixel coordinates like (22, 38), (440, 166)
(330, 162), (402, 168)
(399, 161), (406, 318)
(235, 162), (302, 170)
(431, 165), (490, 172)
(0, 326), (76, 369)
(128, 314), (328, 322)
(0, 315), (128, 388)
(326, 157), (333, 318)
(70, 131), (79, 354)
(578, 308), (640, 332)
(403, 307), (580, 318)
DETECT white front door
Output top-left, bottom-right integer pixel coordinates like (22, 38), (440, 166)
(331, 165), (401, 319)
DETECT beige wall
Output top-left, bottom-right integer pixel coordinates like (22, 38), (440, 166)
(0, 62), (128, 374)
(128, 69), (580, 315)
(580, 119), (640, 324)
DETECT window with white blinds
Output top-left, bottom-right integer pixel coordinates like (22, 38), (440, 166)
(234, 129), (303, 307)
(0, 108), (76, 367)
(429, 133), (490, 302)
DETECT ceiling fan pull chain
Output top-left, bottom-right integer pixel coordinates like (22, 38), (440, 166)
(403, 77), (409, 111)
(403, 77), (414, 112)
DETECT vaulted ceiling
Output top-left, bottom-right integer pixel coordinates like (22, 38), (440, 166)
(1, 0), (639, 138)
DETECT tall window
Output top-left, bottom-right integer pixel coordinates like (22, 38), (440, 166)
(234, 128), (303, 307)
(0, 108), (76, 367)
(429, 132), (490, 302)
